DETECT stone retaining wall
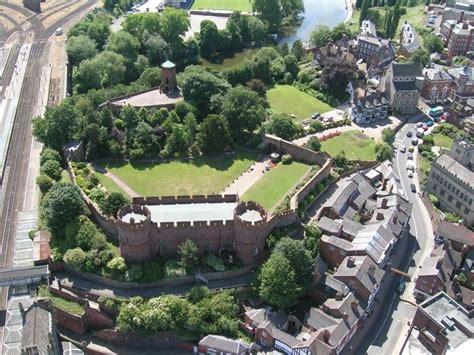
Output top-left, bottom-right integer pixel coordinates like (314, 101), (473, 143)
(93, 329), (178, 349)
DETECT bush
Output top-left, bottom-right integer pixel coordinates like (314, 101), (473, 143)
(64, 247), (86, 268)
(306, 136), (321, 152)
(165, 260), (187, 278)
(40, 160), (63, 181)
(36, 174), (54, 193)
(40, 148), (61, 166)
(429, 194), (440, 208)
(100, 192), (129, 217)
(138, 261), (164, 283)
(188, 286), (211, 303)
(457, 272), (468, 286)
(281, 154), (293, 165)
(445, 212), (461, 224)
(107, 257), (127, 279)
(206, 255), (225, 271)
(126, 265), (143, 282)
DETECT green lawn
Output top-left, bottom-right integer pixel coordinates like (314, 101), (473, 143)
(432, 134), (453, 149)
(95, 171), (131, 198)
(201, 48), (259, 70)
(242, 161), (311, 210)
(97, 151), (257, 196)
(191, 0), (252, 12)
(321, 130), (376, 161)
(267, 85), (333, 121)
(38, 285), (85, 315)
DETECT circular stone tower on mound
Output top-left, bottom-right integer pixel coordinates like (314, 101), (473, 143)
(233, 202), (268, 265)
(117, 204), (153, 263)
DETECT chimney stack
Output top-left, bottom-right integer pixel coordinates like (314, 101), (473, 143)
(347, 257), (356, 268)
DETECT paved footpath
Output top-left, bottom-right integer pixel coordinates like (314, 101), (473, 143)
(222, 156), (269, 196)
(92, 163), (140, 198)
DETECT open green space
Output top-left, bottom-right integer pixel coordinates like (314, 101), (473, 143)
(267, 85), (333, 121)
(320, 130), (376, 161)
(201, 48), (259, 70)
(38, 285), (85, 315)
(242, 161), (311, 210)
(95, 171), (131, 198)
(432, 133), (453, 149)
(97, 150), (258, 196)
(191, 0), (252, 12)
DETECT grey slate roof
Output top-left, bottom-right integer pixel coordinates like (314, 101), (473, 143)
(199, 335), (249, 353)
(391, 63), (422, 78)
(423, 67), (454, 81)
(319, 217), (343, 235)
(21, 303), (53, 354)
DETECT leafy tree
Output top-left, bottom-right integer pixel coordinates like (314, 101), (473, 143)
(36, 174), (54, 194)
(424, 33), (444, 53)
(74, 215), (107, 251)
(199, 114), (231, 154)
(306, 136), (321, 152)
(145, 35), (170, 65)
(43, 183), (86, 235)
(268, 114), (300, 140)
(303, 223), (322, 257)
(139, 67), (162, 87)
(183, 37), (200, 66)
(100, 192), (129, 217)
(199, 20), (221, 58)
(40, 148), (62, 166)
(410, 48), (430, 67)
(359, 0), (371, 25)
(159, 8), (190, 57)
(40, 159), (62, 181)
(107, 256), (127, 278)
(248, 16), (266, 45)
(66, 35), (97, 67)
(178, 239), (199, 271)
(33, 101), (79, 151)
(246, 79), (267, 97)
(375, 142), (393, 162)
(274, 238), (314, 289)
(188, 286), (211, 303)
(320, 58), (358, 99)
(253, 0), (282, 32)
(64, 247), (86, 268)
(258, 253), (303, 309)
(222, 86), (266, 139)
(310, 25), (332, 48)
(334, 150), (349, 168)
(86, 17), (110, 50)
(382, 127), (395, 144)
(291, 39), (304, 61)
(179, 66), (230, 119)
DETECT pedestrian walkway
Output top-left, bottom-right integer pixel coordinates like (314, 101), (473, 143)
(222, 157), (269, 196)
(92, 163), (140, 198)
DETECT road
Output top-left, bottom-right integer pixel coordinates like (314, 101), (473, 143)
(0, 1), (99, 351)
(355, 118), (436, 354)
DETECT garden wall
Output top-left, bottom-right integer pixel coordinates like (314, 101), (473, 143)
(63, 263), (253, 290)
(53, 307), (87, 335)
(94, 329), (178, 349)
(263, 134), (330, 166)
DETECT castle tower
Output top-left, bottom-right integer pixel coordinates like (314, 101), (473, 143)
(233, 202), (268, 265)
(160, 60), (177, 93)
(117, 204), (154, 263)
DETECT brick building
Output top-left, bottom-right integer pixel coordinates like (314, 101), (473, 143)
(421, 66), (455, 104)
(403, 292), (473, 354)
(399, 22), (421, 57)
(311, 35), (355, 67)
(448, 65), (474, 100)
(117, 196), (271, 265)
(354, 35), (395, 69)
(382, 62), (423, 114)
(441, 20), (474, 56)
(426, 139), (474, 227)
(414, 254), (447, 301)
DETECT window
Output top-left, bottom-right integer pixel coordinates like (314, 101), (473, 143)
(448, 195), (454, 202)
(440, 189), (445, 196)
(253, 248), (259, 256)
(456, 202), (461, 209)
(464, 208), (470, 215)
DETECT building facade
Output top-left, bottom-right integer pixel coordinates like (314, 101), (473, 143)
(421, 66), (454, 104)
(426, 139), (474, 227)
(441, 20), (474, 56)
(351, 92), (389, 124)
(383, 62), (423, 114)
(355, 35), (395, 68)
(399, 22), (421, 57)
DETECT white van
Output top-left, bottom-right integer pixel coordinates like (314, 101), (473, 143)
(416, 128), (424, 138)
(55, 27), (63, 36)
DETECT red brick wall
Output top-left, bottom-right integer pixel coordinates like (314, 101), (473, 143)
(412, 308), (448, 354)
(53, 307), (87, 335)
(85, 304), (114, 330)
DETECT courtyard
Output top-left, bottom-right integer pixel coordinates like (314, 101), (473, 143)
(242, 161), (311, 210)
(267, 85), (333, 121)
(96, 151), (258, 197)
(320, 130), (376, 161)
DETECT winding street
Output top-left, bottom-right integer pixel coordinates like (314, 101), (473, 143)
(356, 119), (436, 354)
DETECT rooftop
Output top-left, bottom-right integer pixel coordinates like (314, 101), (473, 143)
(199, 335), (249, 353)
(420, 292), (473, 349)
(121, 202), (238, 225)
(423, 66), (454, 81)
(161, 60), (176, 69)
(21, 303), (53, 354)
(437, 221), (474, 246)
(391, 62), (422, 78)
(435, 154), (474, 190)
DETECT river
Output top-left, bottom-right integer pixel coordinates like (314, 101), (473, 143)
(280, 0), (349, 44)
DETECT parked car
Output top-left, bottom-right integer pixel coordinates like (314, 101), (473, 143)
(412, 139), (419, 145)
(410, 183), (417, 193)
(426, 120), (434, 127)
(408, 153), (413, 160)
(416, 122), (423, 128)
(407, 131), (413, 137)
(397, 280), (406, 294)
(435, 235), (445, 245)
(408, 146), (415, 153)
(408, 172), (413, 178)
(400, 145), (406, 153)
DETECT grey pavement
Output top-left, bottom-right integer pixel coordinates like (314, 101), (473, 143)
(55, 270), (255, 298)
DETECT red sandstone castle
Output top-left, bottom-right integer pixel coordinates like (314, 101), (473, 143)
(116, 195), (273, 266)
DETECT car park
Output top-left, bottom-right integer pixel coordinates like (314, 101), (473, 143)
(400, 145), (406, 153)
(407, 131), (413, 137)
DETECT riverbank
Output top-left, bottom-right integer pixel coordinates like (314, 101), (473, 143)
(344, 0), (355, 23)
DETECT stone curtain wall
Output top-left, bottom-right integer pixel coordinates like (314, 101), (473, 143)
(132, 194), (238, 205)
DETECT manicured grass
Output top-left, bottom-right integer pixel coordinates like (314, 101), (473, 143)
(95, 171), (131, 198)
(98, 151), (258, 196)
(38, 285), (85, 315)
(267, 85), (333, 121)
(417, 154), (431, 186)
(320, 130), (376, 161)
(191, 0), (252, 12)
(201, 48), (259, 70)
(432, 134), (453, 149)
(242, 161), (311, 210)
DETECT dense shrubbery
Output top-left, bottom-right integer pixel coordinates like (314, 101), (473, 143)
(116, 288), (240, 337)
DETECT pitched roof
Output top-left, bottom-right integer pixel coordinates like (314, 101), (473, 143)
(319, 217), (343, 235)
(245, 308), (288, 329)
(423, 67), (453, 81)
(437, 221), (474, 246)
(199, 335), (249, 353)
(21, 303), (53, 354)
(391, 62), (422, 78)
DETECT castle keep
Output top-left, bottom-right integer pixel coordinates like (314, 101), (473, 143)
(117, 195), (270, 265)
